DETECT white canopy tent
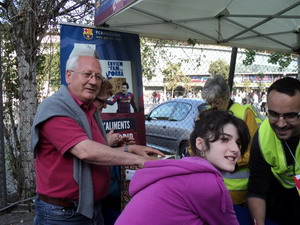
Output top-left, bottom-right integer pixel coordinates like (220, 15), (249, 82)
(97, 0), (300, 84)
(100, 0), (300, 54)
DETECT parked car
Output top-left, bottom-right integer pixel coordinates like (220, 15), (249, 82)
(145, 98), (207, 157)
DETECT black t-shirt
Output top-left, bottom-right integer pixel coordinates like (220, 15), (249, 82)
(248, 132), (300, 225)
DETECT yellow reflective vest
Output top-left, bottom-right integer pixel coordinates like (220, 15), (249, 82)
(223, 103), (261, 204)
(229, 103), (263, 126)
(259, 119), (300, 188)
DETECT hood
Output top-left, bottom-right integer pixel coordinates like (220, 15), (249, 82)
(129, 157), (229, 212)
(129, 157), (221, 195)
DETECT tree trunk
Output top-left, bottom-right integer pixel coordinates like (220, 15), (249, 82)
(2, 0), (94, 199)
(16, 47), (37, 198)
(0, 31), (7, 208)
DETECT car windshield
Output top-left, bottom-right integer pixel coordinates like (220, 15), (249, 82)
(149, 102), (176, 120)
(169, 102), (191, 121)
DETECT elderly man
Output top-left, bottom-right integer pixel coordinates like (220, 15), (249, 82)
(31, 50), (163, 224)
(247, 77), (300, 225)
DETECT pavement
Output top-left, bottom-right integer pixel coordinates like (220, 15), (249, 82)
(0, 204), (34, 225)
(0, 212), (35, 225)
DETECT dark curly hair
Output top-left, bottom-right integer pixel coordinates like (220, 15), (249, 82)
(190, 109), (250, 157)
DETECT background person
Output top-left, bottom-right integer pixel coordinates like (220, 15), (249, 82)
(31, 50), (163, 225)
(247, 77), (300, 225)
(156, 91), (161, 104)
(107, 81), (138, 113)
(189, 74), (260, 205)
(115, 110), (250, 225)
(152, 91), (157, 103)
(94, 79), (135, 147)
(260, 92), (267, 115)
(94, 79), (113, 112)
(94, 79), (135, 225)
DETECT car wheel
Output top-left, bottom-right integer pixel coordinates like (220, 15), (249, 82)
(179, 141), (189, 158)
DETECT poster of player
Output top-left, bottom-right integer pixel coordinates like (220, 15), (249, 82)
(101, 59), (137, 113)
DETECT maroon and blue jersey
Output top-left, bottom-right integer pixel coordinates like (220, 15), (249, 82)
(107, 92), (135, 113)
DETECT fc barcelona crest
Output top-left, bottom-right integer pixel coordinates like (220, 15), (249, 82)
(83, 28), (93, 40)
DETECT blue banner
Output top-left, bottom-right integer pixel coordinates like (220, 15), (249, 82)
(94, 0), (137, 26)
(60, 23), (146, 144)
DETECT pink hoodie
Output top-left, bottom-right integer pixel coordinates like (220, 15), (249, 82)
(115, 157), (238, 225)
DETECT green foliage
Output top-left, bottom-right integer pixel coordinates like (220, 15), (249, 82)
(37, 41), (61, 96)
(140, 37), (203, 82)
(243, 49), (256, 66)
(0, 0), (96, 199)
(187, 38), (197, 46)
(208, 59), (229, 79)
(140, 37), (159, 80)
(268, 52), (295, 71)
(163, 63), (183, 89)
(256, 73), (265, 92)
(1, 22), (24, 196)
(242, 49), (295, 71)
(243, 79), (251, 93)
(1, 24), (19, 101)
(162, 62), (190, 96)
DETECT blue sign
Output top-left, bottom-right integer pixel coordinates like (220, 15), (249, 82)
(94, 0), (137, 26)
(60, 23), (146, 144)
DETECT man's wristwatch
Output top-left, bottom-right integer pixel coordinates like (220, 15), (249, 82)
(124, 145), (129, 152)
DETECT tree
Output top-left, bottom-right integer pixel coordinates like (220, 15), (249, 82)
(140, 37), (160, 80)
(140, 38), (203, 81)
(243, 49), (256, 66)
(208, 59), (229, 79)
(268, 52), (295, 71)
(243, 49), (296, 71)
(37, 41), (61, 98)
(0, 0), (94, 199)
(1, 22), (24, 199)
(162, 62), (190, 97)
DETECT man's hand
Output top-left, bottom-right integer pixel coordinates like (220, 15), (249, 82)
(107, 130), (121, 147)
(120, 135), (136, 146)
(128, 145), (165, 158)
(107, 130), (136, 147)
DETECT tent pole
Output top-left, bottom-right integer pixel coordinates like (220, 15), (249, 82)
(297, 31), (300, 80)
(297, 55), (300, 80)
(228, 47), (238, 93)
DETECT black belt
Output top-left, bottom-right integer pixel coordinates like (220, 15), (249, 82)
(38, 194), (77, 209)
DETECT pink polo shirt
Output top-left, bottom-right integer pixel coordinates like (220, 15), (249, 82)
(35, 95), (109, 201)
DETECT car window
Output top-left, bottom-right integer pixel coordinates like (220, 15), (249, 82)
(149, 102), (176, 120)
(169, 102), (191, 121)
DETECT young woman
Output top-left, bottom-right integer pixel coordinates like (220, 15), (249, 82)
(115, 110), (250, 225)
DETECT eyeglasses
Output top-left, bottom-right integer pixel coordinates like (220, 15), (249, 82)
(95, 98), (107, 104)
(71, 70), (104, 81)
(268, 109), (300, 122)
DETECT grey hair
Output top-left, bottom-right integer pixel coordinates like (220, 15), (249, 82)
(66, 48), (100, 72)
(201, 75), (230, 102)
